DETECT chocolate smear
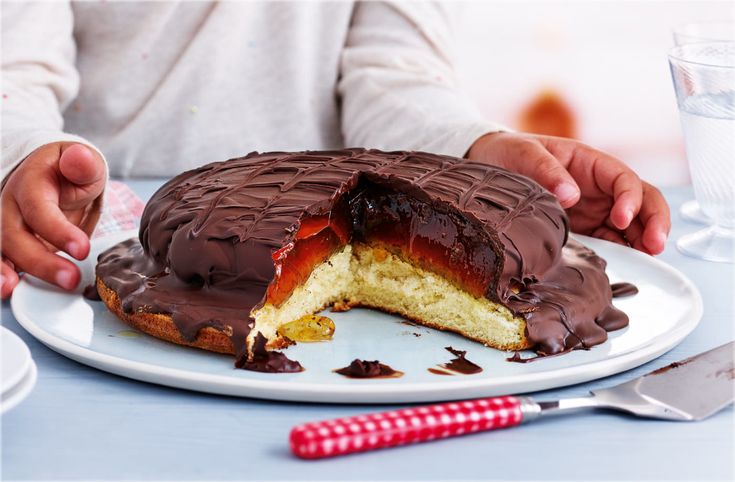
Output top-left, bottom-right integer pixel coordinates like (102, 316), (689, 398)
(715, 368), (735, 380)
(437, 346), (483, 374)
(82, 283), (101, 301)
(235, 333), (303, 373)
(649, 358), (694, 376)
(335, 359), (403, 378)
(506, 347), (579, 363)
(506, 352), (526, 363)
(611, 282), (639, 298)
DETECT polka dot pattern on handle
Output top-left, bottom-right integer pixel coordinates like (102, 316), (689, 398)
(290, 396), (523, 459)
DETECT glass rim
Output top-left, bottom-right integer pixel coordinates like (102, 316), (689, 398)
(668, 40), (735, 69)
(673, 20), (735, 35)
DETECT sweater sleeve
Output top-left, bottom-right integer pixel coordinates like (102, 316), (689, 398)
(1, 1), (105, 182)
(338, 1), (507, 158)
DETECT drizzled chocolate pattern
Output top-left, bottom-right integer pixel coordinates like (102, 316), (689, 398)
(96, 148), (628, 368)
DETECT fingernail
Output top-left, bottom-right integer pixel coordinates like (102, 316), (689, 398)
(624, 209), (634, 225)
(56, 270), (76, 290)
(66, 241), (81, 259)
(647, 232), (667, 255)
(554, 183), (579, 204)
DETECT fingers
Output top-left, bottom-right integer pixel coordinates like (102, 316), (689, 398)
(619, 185), (669, 255)
(542, 138), (670, 255)
(8, 142), (104, 260)
(607, 171), (643, 230)
(543, 137), (643, 229)
(624, 218), (647, 253)
(567, 144), (643, 230)
(0, 142), (101, 293)
(58, 143), (106, 213)
(590, 226), (628, 246)
(512, 140), (581, 208)
(471, 133), (671, 255)
(1, 200), (81, 291)
(15, 159), (91, 261)
(623, 184), (669, 255)
(58, 144), (105, 186)
(638, 183), (671, 255)
(1, 260), (19, 299)
(468, 133), (581, 208)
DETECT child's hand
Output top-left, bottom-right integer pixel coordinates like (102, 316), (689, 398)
(1, 143), (106, 298)
(468, 132), (670, 255)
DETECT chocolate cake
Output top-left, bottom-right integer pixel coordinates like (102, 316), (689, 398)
(95, 149), (628, 370)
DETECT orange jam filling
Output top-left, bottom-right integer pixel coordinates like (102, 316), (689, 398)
(266, 210), (350, 307)
(277, 314), (336, 342)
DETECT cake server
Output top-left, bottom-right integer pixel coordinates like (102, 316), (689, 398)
(290, 341), (734, 459)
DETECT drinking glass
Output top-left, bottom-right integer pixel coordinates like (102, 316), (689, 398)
(674, 21), (735, 46)
(673, 22), (734, 224)
(669, 41), (735, 262)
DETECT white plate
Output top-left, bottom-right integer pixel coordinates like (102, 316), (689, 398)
(11, 230), (702, 403)
(1, 360), (37, 414)
(0, 325), (32, 396)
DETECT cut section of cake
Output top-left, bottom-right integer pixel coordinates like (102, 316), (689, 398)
(95, 149), (628, 370)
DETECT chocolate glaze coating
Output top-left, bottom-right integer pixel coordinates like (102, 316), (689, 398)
(96, 148), (628, 366)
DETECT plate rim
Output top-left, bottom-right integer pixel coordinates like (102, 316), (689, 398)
(10, 233), (704, 403)
(0, 359), (37, 414)
(0, 325), (33, 396)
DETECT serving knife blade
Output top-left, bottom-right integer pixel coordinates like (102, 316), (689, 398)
(529, 341), (735, 421)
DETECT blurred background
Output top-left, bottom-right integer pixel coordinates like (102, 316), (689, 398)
(453, 0), (734, 187)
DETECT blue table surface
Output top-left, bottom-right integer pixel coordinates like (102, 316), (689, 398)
(1, 182), (733, 481)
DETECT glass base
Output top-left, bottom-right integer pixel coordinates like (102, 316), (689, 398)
(677, 225), (735, 263)
(679, 200), (713, 225)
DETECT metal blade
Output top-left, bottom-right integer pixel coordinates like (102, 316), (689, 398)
(591, 341), (735, 421)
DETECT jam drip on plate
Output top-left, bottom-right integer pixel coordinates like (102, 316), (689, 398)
(277, 315), (336, 342)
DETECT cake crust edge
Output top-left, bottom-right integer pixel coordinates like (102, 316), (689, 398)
(96, 251), (531, 358)
(97, 277), (238, 355)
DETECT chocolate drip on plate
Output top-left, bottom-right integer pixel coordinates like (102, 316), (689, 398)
(82, 283), (101, 301)
(611, 282), (639, 298)
(438, 346), (483, 374)
(506, 347), (579, 363)
(235, 333), (303, 373)
(334, 359), (403, 378)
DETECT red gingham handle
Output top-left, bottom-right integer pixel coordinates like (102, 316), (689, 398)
(290, 396), (524, 459)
